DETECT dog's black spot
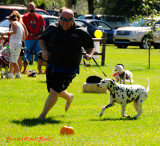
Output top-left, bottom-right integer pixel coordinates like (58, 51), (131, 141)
(110, 85), (112, 88)
(120, 102), (122, 104)
(111, 81), (115, 85)
(113, 93), (115, 98)
(126, 98), (134, 104)
(128, 94), (131, 98)
(141, 100), (143, 102)
(135, 96), (140, 102)
(126, 99), (129, 103)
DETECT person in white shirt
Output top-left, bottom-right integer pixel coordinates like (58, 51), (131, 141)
(2, 13), (24, 78)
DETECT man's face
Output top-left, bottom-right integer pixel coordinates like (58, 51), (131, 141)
(60, 12), (74, 30)
(28, 3), (35, 13)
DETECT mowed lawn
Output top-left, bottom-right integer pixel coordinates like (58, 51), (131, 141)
(0, 45), (160, 145)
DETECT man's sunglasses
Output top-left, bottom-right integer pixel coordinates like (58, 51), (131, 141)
(60, 16), (73, 22)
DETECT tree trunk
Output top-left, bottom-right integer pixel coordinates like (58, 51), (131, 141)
(88, 0), (94, 14)
(65, 0), (72, 8)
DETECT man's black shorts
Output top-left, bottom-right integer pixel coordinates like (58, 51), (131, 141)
(46, 68), (76, 93)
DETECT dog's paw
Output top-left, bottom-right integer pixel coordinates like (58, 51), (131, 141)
(99, 113), (102, 117)
(133, 116), (138, 120)
(99, 111), (103, 117)
(122, 114), (130, 118)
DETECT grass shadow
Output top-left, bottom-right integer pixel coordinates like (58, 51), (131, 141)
(12, 117), (62, 127)
(90, 117), (137, 121)
(39, 81), (46, 83)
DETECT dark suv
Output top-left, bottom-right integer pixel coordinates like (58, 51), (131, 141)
(0, 5), (49, 22)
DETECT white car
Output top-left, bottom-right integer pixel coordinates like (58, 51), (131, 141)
(0, 15), (58, 47)
(113, 18), (160, 49)
(152, 22), (160, 49)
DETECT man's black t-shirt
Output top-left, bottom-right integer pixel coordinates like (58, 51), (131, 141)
(39, 22), (94, 72)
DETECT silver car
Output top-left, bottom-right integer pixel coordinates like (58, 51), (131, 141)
(113, 18), (160, 49)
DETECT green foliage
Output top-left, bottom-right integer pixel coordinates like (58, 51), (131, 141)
(0, 45), (160, 145)
(42, 0), (65, 10)
(100, 0), (160, 20)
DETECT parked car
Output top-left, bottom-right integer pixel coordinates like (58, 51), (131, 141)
(0, 15), (58, 31)
(78, 14), (101, 20)
(47, 9), (78, 18)
(113, 18), (160, 49)
(152, 20), (160, 49)
(0, 15), (58, 47)
(78, 14), (129, 28)
(46, 10), (59, 16)
(0, 5), (49, 22)
(75, 19), (115, 43)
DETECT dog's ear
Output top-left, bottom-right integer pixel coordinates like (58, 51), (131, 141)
(116, 64), (124, 69)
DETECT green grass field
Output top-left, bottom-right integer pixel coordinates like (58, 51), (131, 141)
(0, 45), (160, 145)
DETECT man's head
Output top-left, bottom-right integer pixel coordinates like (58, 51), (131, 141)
(27, 2), (36, 13)
(60, 9), (74, 31)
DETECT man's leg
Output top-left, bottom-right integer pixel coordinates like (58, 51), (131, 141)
(59, 90), (74, 112)
(38, 88), (59, 120)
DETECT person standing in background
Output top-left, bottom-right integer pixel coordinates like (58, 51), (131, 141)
(22, 2), (45, 74)
(10, 11), (28, 73)
(2, 14), (24, 78)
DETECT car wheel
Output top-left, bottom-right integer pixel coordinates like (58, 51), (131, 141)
(117, 44), (128, 48)
(140, 37), (151, 49)
(153, 44), (160, 49)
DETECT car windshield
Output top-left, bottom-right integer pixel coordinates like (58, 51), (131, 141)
(35, 10), (48, 15)
(90, 21), (111, 30)
(44, 17), (57, 28)
(130, 19), (152, 27)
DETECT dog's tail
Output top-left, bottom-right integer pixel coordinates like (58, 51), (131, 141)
(147, 78), (149, 93)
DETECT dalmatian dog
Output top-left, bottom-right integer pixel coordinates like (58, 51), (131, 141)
(0, 47), (10, 78)
(97, 78), (149, 119)
(112, 64), (133, 84)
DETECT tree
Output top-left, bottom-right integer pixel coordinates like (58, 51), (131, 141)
(88, 0), (94, 14)
(100, 0), (160, 20)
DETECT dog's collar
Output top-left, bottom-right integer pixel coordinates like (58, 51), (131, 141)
(119, 72), (125, 78)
